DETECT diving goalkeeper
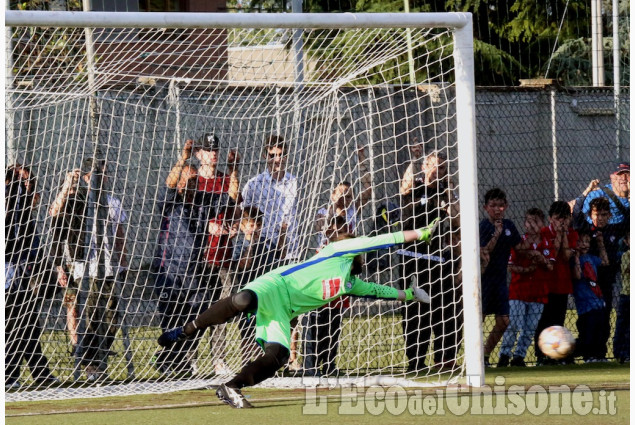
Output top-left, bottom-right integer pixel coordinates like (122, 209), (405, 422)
(157, 221), (439, 408)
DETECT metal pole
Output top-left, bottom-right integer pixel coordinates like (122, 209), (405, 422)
(83, 0), (99, 142)
(292, 0), (304, 88)
(5, 1), (16, 164)
(551, 89), (558, 201)
(403, 0), (417, 85)
(591, 0), (604, 86)
(612, 0), (620, 159)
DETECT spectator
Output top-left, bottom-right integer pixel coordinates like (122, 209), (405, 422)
(571, 230), (609, 362)
(314, 145), (371, 247)
(302, 216), (351, 376)
(479, 188), (522, 367)
(242, 135), (299, 261)
(301, 147), (372, 376)
(534, 200), (578, 365)
(581, 162), (630, 226)
(49, 158), (128, 382)
(189, 134), (242, 375)
(572, 196), (626, 359)
(152, 162), (207, 376)
(613, 234), (629, 363)
(498, 208), (554, 367)
(230, 206), (269, 366)
(5, 164), (58, 388)
(399, 150), (462, 371)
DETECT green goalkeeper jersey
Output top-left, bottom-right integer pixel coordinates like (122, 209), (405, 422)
(249, 231), (405, 318)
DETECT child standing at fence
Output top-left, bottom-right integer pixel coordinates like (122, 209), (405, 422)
(571, 230), (609, 362)
(498, 208), (554, 367)
(534, 201), (578, 365)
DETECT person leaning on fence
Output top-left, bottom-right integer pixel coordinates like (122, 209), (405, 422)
(48, 158), (128, 382)
(533, 200), (578, 366)
(5, 164), (58, 389)
(479, 187), (522, 367)
(497, 208), (554, 368)
(157, 223), (439, 408)
(399, 150), (462, 372)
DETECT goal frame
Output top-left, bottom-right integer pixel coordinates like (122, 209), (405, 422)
(5, 10), (483, 387)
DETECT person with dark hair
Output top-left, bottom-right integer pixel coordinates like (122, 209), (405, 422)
(479, 187), (523, 367)
(157, 224), (439, 408)
(152, 161), (207, 376)
(534, 200), (578, 365)
(5, 164), (58, 389)
(241, 134), (299, 261)
(165, 134), (241, 374)
(399, 150), (462, 372)
(571, 230), (609, 362)
(49, 158), (128, 381)
(498, 208), (554, 367)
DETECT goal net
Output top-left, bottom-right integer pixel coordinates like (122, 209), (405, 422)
(4, 11), (480, 402)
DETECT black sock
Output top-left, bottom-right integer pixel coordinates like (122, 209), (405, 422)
(227, 342), (289, 389)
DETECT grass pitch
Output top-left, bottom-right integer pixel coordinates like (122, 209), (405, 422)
(5, 362), (629, 425)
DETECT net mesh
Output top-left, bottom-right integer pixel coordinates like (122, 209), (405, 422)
(5, 19), (468, 401)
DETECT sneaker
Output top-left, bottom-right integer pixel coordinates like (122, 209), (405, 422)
(288, 359), (302, 371)
(157, 326), (190, 348)
(216, 383), (253, 408)
(434, 360), (457, 372)
(5, 380), (20, 390)
(35, 376), (61, 386)
(510, 356), (526, 367)
(213, 359), (233, 375)
(497, 354), (510, 368)
(484, 356), (492, 368)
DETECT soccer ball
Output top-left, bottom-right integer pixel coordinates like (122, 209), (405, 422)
(538, 326), (576, 360)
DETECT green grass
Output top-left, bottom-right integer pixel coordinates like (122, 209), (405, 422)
(6, 363), (630, 424)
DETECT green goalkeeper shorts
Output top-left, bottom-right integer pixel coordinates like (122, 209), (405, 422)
(241, 274), (292, 350)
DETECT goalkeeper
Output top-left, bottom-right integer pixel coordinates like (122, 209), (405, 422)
(158, 221), (439, 408)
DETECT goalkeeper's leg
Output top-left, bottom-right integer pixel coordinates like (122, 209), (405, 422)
(158, 290), (257, 347)
(216, 342), (290, 408)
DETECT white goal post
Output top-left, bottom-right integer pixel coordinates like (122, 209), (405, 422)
(4, 10), (482, 402)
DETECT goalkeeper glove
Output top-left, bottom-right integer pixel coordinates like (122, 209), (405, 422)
(414, 217), (440, 243)
(404, 287), (431, 303)
(158, 326), (192, 348)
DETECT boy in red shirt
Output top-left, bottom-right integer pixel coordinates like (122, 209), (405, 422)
(534, 201), (578, 365)
(498, 208), (554, 367)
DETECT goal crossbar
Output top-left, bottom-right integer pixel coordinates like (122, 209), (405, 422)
(5, 11), (471, 30)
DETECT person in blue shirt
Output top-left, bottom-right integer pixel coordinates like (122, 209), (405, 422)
(571, 230), (609, 362)
(479, 188), (522, 366)
(581, 162), (629, 226)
